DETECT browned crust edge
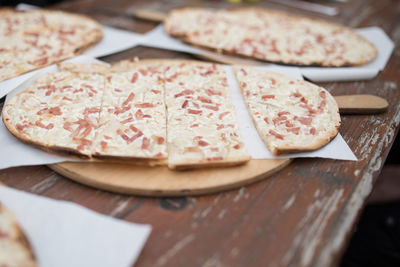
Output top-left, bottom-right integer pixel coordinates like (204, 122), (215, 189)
(233, 65), (341, 155)
(164, 7), (378, 67)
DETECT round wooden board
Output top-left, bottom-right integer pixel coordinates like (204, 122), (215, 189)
(49, 159), (291, 197)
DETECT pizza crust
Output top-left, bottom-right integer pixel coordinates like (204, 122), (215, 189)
(164, 7), (377, 67)
(0, 202), (37, 267)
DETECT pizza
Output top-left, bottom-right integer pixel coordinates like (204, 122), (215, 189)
(164, 7), (377, 67)
(2, 60), (250, 169)
(234, 65), (340, 155)
(0, 202), (37, 267)
(0, 8), (103, 82)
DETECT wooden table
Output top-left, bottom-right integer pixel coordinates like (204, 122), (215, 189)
(1, 0), (399, 266)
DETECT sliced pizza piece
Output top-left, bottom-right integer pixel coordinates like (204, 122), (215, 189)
(234, 66), (340, 155)
(0, 202), (37, 267)
(165, 61), (249, 169)
(164, 7), (377, 67)
(92, 62), (167, 164)
(2, 70), (104, 156)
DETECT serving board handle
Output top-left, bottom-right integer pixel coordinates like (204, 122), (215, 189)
(334, 94), (388, 114)
(134, 9), (167, 22)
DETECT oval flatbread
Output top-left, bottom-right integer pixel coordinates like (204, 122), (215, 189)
(164, 7), (377, 67)
(0, 8), (103, 82)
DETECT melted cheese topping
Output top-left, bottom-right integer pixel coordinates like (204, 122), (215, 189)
(234, 66), (340, 155)
(165, 8), (377, 67)
(0, 9), (102, 82)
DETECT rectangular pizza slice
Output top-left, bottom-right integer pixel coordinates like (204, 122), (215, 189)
(164, 61), (249, 169)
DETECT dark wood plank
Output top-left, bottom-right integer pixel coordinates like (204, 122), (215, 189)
(1, 0), (399, 266)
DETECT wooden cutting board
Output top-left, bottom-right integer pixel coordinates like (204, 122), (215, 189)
(49, 159), (290, 197)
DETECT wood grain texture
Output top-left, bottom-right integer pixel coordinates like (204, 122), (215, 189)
(49, 159), (290, 196)
(1, 0), (399, 267)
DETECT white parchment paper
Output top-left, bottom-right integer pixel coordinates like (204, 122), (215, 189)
(0, 186), (151, 267)
(0, 56), (356, 170)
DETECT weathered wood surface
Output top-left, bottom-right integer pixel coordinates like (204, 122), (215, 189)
(1, 0), (399, 266)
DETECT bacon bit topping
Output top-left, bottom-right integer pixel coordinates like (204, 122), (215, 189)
(35, 121), (54, 129)
(198, 140), (209, 147)
(117, 129), (143, 144)
(318, 100), (327, 112)
(153, 152), (164, 158)
(219, 111), (229, 120)
(207, 113), (214, 118)
(135, 109), (144, 120)
(200, 70), (214, 76)
(28, 57), (48, 66)
(289, 81), (294, 85)
(84, 107), (100, 115)
(122, 92), (135, 106)
(46, 107), (62, 116)
(211, 147), (219, 152)
(135, 103), (154, 108)
(270, 78), (276, 85)
(190, 123), (199, 128)
(155, 136), (165, 145)
(300, 97), (308, 104)
(185, 147), (201, 153)
(192, 102), (200, 108)
(233, 144), (241, 149)
(262, 95), (275, 100)
(273, 116), (287, 125)
(62, 96), (72, 101)
(139, 69), (148, 76)
(310, 127), (316, 135)
(198, 96), (212, 103)
(131, 73), (138, 83)
(16, 123), (30, 132)
(300, 104), (317, 114)
(207, 157), (223, 161)
(104, 135), (112, 140)
(73, 88), (84, 94)
(264, 117), (270, 124)
(241, 82), (247, 88)
(206, 89), (222, 96)
(100, 141), (107, 151)
(319, 91), (326, 99)
(130, 125), (139, 132)
(188, 109), (202, 115)
(179, 82), (185, 86)
(37, 108), (48, 115)
(166, 73), (179, 82)
(114, 88), (122, 93)
(203, 105), (219, 111)
(141, 137), (150, 149)
(107, 76), (112, 82)
(121, 117), (133, 124)
(285, 121), (294, 128)
(114, 105), (131, 115)
(77, 139), (92, 151)
(241, 68), (247, 76)
(297, 117), (312, 126)
(269, 130), (284, 140)
(278, 111), (290, 117)
(287, 127), (300, 135)
(151, 89), (161, 94)
(174, 89), (194, 98)
(216, 124), (224, 130)
(63, 122), (73, 132)
(292, 92), (302, 98)
(182, 100), (189, 108)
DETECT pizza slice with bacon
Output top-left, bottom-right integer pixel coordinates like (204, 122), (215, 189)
(234, 66), (340, 155)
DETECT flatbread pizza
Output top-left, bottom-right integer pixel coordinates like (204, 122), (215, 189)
(0, 8), (103, 82)
(2, 60), (250, 170)
(0, 202), (37, 267)
(234, 66), (341, 155)
(164, 7), (377, 67)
